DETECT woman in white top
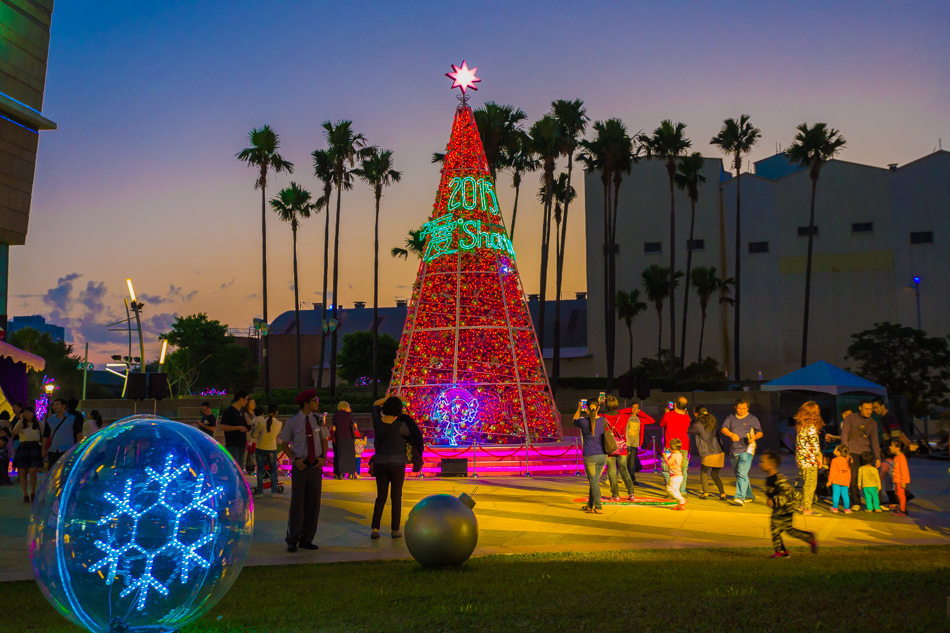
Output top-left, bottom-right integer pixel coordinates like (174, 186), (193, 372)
(12, 406), (43, 502)
(251, 404), (282, 496)
(82, 409), (105, 438)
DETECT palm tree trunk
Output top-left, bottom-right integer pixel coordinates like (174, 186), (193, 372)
(261, 182), (270, 393)
(698, 305), (707, 364)
(553, 153), (575, 398)
(667, 172), (676, 380)
(317, 199), (330, 389)
(372, 191), (381, 399)
(292, 224), (301, 389)
(538, 169), (553, 360)
(509, 181), (521, 240)
(329, 185), (342, 396)
(679, 197), (697, 377)
(734, 158), (742, 381)
(627, 322), (633, 370)
(601, 177), (611, 393)
(800, 177), (818, 368)
(656, 307), (663, 361)
(607, 178), (621, 394)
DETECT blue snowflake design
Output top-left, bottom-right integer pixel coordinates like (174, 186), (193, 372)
(89, 453), (223, 611)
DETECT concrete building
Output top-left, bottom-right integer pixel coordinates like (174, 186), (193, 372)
(7, 314), (65, 341)
(0, 0), (57, 331)
(584, 149), (950, 382)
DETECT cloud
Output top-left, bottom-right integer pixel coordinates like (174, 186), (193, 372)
(78, 281), (109, 314)
(220, 278), (236, 290)
(140, 284), (198, 305)
(142, 312), (179, 339)
(246, 293), (260, 300)
(42, 273), (82, 316)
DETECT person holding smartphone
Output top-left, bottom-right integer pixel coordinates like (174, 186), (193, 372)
(573, 397), (607, 514)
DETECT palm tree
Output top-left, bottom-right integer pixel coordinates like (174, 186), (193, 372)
(311, 148), (334, 389)
(322, 120), (370, 395)
(641, 264), (682, 361)
(691, 266), (734, 363)
(500, 133), (538, 241)
(638, 121), (691, 379)
(391, 227), (426, 260)
(236, 125), (294, 393)
(615, 288), (647, 370)
(578, 119), (635, 393)
(527, 115), (563, 360)
(550, 99), (589, 397)
(710, 115), (761, 380)
(270, 182), (316, 389)
(785, 122), (846, 367)
(673, 152), (707, 376)
(354, 148), (402, 399)
(474, 102), (528, 179)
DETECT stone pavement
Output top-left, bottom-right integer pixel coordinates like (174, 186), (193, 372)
(2, 459), (948, 581)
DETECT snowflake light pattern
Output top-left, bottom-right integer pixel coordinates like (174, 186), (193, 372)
(89, 453), (223, 611)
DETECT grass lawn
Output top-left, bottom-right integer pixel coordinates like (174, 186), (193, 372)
(5, 546), (949, 632)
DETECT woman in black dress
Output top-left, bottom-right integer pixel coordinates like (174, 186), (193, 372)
(331, 401), (358, 479)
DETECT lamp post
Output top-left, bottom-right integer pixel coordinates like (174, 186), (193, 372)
(907, 276), (921, 330)
(159, 339), (168, 370)
(127, 278), (147, 373)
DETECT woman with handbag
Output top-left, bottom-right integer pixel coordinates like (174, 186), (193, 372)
(573, 396), (608, 514)
(602, 395), (635, 501)
(369, 395), (415, 539)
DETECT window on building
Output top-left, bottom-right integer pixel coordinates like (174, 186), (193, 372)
(644, 242), (662, 254)
(748, 241), (769, 254)
(688, 239), (705, 251)
(851, 222), (873, 233)
(797, 226), (819, 237)
(910, 231), (934, 244)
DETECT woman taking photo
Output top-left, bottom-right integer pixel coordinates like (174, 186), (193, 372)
(688, 406), (726, 500)
(573, 397), (607, 514)
(370, 395), (423, 539)
(795, 400), (824, 515)
(332, 401), (359, 480)
(12, 406), (42, 502)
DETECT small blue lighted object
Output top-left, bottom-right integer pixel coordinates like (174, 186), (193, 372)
(29, 415), (253, 633)
(913, 276), (921, 284)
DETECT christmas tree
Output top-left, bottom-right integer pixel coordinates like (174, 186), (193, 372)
(390, 62), (561, 445)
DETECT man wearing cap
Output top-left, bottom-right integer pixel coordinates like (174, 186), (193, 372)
(278, 389), (328, 552)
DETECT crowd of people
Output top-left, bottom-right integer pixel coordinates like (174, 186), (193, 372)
(572, 394), (919, 557)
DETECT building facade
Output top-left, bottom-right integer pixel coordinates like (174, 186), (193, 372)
(585, 150), (950, 381)
(0, 0), (57, 331)
(8, 314), (64, 341)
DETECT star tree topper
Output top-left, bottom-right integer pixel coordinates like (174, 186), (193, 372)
(446, 60), (480, 103)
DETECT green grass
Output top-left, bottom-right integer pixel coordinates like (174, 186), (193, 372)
(5, 546), (949, 632)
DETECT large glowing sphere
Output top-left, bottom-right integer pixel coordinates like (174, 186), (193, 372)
(29, 415), (254, 633)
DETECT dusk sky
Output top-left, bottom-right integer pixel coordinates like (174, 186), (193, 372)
(10, 0), (949, 364)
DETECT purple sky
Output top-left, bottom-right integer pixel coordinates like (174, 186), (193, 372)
(10, 0), (949, 363)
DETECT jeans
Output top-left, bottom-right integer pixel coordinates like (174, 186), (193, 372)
(863, 486), (880, 511)
(372, 462), (406, 530)
(606, 454), (634, 498)
(255, 449), (279, 494)
(662, 451), (689, 493)
(730, 452), (754, 500)
(226, 445), (246, 474)
(832, 483), (850, 509)
(583, 454), (608, 510)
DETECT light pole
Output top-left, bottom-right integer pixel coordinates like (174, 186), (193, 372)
(127, 278), (147, 373)
(907, 276), (921, 330)
(77, 342), (93, 401)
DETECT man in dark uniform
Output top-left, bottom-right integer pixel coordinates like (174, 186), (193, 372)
(278, 389), (327, 552)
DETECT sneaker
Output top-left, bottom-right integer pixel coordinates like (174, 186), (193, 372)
(843, 509), (853, 514)
(808, 532), (819, 554)
(892, 510), (908, 517)
(370, 531), (380, 540)
(253, 490), (263, 496)
(628, 495), (636, 501)
(272, 492), (283, 498)
(769, 551), (790, 559)
(851, 505), (860, 512)
(881, 506), (891, 512)
(298, 542), (319, 550)
(391, 530), (403, 538)
(831, 507), (839, 513)
(746, 494), (756, 503)
(802, 509), (818, 516)
(22, 495), (29, 503)
(873, 509), (882, 513)
(672, 504), (686, 511)
(608, 496), (621, 502)
(732, 498), (744, 506)
(286, 543), (298, 552)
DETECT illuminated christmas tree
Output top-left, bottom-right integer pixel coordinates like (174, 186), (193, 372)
(390, 62), (561, 445)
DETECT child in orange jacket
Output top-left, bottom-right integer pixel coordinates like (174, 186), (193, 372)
(890, 440), (911, 516)
(829, 445), (852, 514)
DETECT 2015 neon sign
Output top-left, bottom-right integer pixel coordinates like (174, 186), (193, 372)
(447, 176), (499, 215)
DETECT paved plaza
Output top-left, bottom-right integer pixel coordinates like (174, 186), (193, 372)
(2, 459), (948, 582)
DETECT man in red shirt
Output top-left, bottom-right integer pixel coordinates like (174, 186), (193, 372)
(660, 396), (692, 497)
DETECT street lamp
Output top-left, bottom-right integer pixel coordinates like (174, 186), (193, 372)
(159, 339), (168, 369)
(906, 276), (921, 330)
(127, 278), (147, 373)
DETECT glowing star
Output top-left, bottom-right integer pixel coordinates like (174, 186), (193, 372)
(446, 60), (480, 94)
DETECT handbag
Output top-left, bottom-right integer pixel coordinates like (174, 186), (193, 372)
(367, 422), (395, 477)
(610, 418), (626, 456)
(601, 418), (618, 455)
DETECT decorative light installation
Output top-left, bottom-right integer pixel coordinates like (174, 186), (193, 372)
(35, 375), (55, 420)
(444, 60), (480, 94)
(389, 63), (561, 445)
(199, 388), (227, 396)
(29, 416), (253, 633)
